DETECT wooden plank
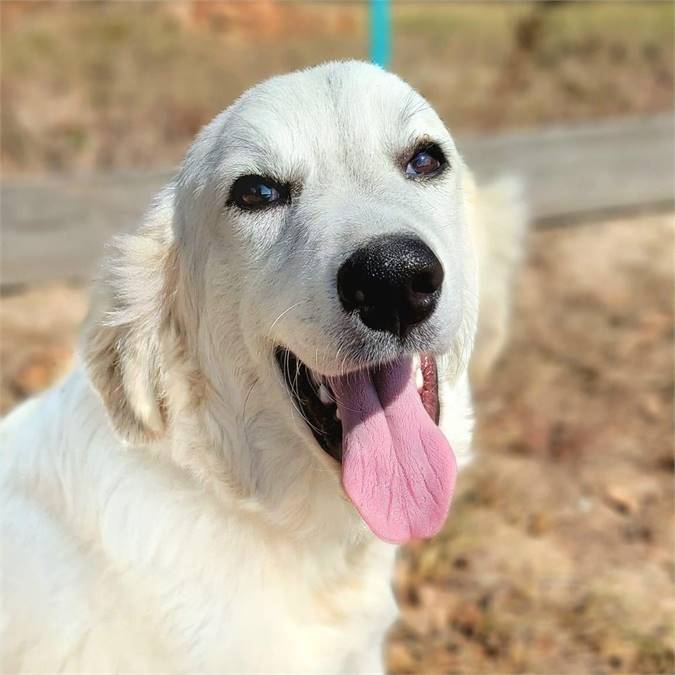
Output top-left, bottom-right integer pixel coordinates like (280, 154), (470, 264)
(461, 113), (674, 222)
(2, 114), (673, 286)
(2, 170), (172, 286)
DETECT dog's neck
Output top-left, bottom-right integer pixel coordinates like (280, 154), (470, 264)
(156, 333), (372, 556)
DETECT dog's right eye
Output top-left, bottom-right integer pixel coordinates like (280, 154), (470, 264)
(228, 175), (289, 211)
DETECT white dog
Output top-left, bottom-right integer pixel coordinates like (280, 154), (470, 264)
(1, 61), (525, 673)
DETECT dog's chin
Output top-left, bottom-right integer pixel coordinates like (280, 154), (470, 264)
(274, 346), (440, 464)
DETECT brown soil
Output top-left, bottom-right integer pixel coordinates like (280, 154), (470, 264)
(0, 283), (88, 411)
(1, 212), (673, 673)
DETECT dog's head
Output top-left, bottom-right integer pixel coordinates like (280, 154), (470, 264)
(84, 62), (477, 544)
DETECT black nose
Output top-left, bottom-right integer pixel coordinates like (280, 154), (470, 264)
(337, 234), (444, 338)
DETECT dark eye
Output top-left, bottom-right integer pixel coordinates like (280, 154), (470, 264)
(228, 175), (289, 211)
(405, 144), (447, 178)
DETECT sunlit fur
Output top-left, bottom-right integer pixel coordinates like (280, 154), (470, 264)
(0, 61), (524, 673)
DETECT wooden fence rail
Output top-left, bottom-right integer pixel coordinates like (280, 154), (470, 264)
(2, 114), (672, 286)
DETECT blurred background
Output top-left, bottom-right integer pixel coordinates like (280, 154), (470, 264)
(1, 1), (673, 673)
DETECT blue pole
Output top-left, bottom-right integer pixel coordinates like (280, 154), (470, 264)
(369, 0), (391, 69)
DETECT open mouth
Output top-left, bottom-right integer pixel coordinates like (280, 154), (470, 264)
(274, 347), (457, 544)
(275, 348), (440, 462)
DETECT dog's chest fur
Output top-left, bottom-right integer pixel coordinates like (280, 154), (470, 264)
(1, 370), (398, 673)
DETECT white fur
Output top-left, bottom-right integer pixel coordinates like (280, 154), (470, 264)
(0, 61), (516, 673)
(468, 175), (528, 385)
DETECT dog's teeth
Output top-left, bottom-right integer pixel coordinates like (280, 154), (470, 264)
(318, 384), (332, 405)
(335, 408), (341, 420)
(416, 368), (424, 389)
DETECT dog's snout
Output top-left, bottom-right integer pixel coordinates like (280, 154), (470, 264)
(337, 234), (444, 338)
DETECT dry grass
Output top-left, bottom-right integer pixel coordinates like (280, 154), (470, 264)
(2, 1), (673, 174)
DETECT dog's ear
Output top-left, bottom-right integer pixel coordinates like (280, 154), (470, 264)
(81, 187), (181, 445)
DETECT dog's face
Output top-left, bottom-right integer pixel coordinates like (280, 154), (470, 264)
(87, 62), (477, 544)
(176, 62), (476, 542)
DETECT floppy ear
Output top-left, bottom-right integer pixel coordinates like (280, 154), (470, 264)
(81, 187), (181, 446)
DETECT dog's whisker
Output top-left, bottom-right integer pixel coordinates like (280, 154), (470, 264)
(283, 346), (325, 437)
(267, 300), (306, 338)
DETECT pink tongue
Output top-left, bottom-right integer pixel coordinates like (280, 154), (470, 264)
(330, 358), (457, 544)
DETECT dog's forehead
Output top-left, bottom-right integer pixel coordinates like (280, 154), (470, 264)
(224, 62), (448, 164)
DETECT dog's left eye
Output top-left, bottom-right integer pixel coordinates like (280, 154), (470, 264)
(405, 144), (447, 179)
(229, 175), (289, 211)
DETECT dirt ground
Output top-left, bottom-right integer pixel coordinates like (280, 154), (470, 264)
(1, 211), (673, 674)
